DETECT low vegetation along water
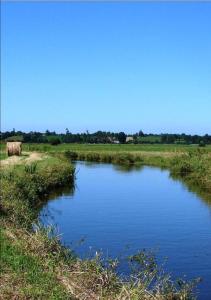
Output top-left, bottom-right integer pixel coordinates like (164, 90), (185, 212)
(40, 161), (211, 299)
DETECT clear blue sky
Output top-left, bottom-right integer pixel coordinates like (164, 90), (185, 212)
(1, 2), (211, 134)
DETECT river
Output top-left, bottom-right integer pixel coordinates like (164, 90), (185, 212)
(40, 161), (211, 299)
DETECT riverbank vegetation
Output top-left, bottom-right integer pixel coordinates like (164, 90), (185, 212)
(0, 150), (202, 299)
(1, 156), (74, 225)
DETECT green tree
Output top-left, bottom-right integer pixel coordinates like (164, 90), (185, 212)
(138, 130), (144, 137)
(118, 132), (126, 144)
(48, 136), (61, 145)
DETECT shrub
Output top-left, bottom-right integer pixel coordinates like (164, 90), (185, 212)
(113, 153), (135, 164)
(48, 137), (61, 145)
(64, 151), (78, 160)
(6, 135), (24, 142)
(199, 140), (206, 147)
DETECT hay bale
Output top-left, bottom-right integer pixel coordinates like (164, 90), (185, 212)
(6, 142), (22, 156)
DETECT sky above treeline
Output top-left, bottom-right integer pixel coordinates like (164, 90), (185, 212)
(1, 2), (211, 135)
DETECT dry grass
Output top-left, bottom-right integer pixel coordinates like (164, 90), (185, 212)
(0, 152), (46, 168)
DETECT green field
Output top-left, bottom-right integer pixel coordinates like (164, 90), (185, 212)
(27, 143), (211, 153)
(1, 142), (211, 154)
(1, 142), (210, 154)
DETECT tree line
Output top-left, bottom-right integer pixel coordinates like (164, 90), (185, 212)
(1, 129), (211, 146)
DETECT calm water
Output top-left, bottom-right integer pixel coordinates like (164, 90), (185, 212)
(40, 161), (211, 299)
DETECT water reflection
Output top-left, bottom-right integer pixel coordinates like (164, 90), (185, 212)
(170, 173), (211, 206)
(38, 184), (75, 221)
(45, 185), (75, 201)
(75, 161), (211, 205)
(112, 164), (144, 173)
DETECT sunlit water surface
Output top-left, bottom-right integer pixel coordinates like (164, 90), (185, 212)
(39, 161), (211, 299)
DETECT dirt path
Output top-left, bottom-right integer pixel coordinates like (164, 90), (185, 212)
(0, 152), (45, 168)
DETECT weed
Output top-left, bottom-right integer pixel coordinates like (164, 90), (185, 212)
(25, 162), (37, 174)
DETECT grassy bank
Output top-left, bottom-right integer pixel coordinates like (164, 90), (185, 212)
(0, 226), (74, 299)
(1, 156), (75, 226)
(0, 155), (76, 298)
(0, 152), (201, 299)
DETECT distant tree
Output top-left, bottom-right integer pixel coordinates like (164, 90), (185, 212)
(118, 132), (126, 144)
(6, 135), (24, 142)
(48, 136), (61, 145)
(138, 130), (144, 137)
(1, 129), (211, 145)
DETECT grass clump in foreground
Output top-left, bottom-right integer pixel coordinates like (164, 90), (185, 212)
(0, 227), (74, 299)
(0, 154), (200, 299)
(0, 224), (199, 300)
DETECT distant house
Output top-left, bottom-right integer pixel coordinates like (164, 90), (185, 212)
(126, 136), (134, 143)
(107, 137), (120, 144)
